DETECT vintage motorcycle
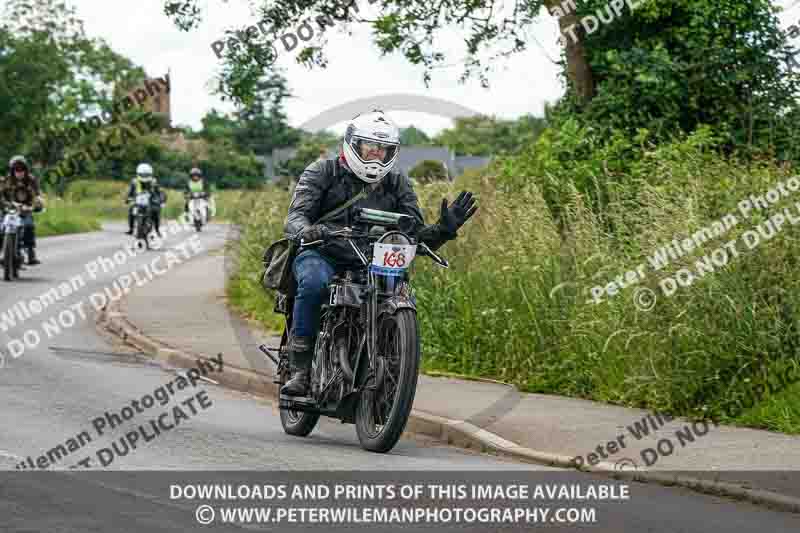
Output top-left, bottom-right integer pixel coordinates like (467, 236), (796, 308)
(1, 202), (25, 281)
(259, 207), (449, 453)
(187, 191), (209, 232)
(131, 191), (160, 250)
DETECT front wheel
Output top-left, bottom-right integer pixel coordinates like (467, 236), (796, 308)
(3, 232), (15, 282)
(355, 309), (421, 453)
(137, 215), (152, 250)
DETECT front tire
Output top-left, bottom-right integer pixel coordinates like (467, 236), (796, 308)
(3, 233), (15, 282)
(355, 309), (421, 453)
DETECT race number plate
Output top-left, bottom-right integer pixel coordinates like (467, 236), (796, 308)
(136, 193), (150, 206)
(370, 243), (417, 277)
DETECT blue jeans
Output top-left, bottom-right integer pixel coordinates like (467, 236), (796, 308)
(21, 213), (35, 248)
(292, 250), (336, 339)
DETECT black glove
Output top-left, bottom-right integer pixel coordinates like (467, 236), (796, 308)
(300, 224), (329, 244)
(438, 191), (478, 237)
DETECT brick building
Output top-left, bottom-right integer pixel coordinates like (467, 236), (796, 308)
(117, 72), (172, 129)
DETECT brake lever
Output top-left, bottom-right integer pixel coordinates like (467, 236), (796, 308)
(418, 242), (449, 268)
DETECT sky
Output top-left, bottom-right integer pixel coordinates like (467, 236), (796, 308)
(16, 0), (800, 137)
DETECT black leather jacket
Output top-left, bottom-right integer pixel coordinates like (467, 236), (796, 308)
(285, 157), (454, 267)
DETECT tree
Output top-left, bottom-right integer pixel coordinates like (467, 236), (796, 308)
(232, 73), (301, 155)
(434, 114), (547, 156)
(1, 0), (146, 190)
(163, 0), (799, 163)
(400, 126), (431, 146)
(277, 130), (339, 178)
(0, 26), (71, 155)
(564, 0), (800, 158)
(200, 109), (238, 144)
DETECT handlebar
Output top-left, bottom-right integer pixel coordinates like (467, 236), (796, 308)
(293, 227), (449, 268)
(3, 201), (33, 212)
(294, 227), (369, 247)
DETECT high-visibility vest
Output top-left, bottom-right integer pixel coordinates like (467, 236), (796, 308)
(188, 180), (204, 193)
(134, 177), (155, 194)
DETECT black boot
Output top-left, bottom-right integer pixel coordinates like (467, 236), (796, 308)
(26, 247), (40, 266)
(280, 336), (313, 397)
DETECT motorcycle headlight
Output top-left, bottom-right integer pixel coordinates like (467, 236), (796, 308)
(377, 232), (412, 246)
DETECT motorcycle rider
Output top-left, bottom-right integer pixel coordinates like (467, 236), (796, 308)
(2, 156), (44, 266)
(280, 110), (478, 396)
(126, 163), (164, 237)
(183, 167), (211, 219)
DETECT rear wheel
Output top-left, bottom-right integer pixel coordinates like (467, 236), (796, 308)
(279, 337), (321, 437)
(279, 405), (320, 437)
(355, 309), (421, 453)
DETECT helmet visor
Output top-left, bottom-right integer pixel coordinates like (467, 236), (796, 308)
(351, 138), (398, 165)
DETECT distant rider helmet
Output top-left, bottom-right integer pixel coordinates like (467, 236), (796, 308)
(9, 155), (28, 175)
(136, 163), (154, 183)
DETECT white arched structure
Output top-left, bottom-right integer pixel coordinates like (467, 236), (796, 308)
(299, 93), (482, 132)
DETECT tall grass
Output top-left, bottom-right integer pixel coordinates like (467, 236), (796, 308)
(225, 186), (292, 333)
(36, 197), (102, 237)
(224, 134), (800, 433)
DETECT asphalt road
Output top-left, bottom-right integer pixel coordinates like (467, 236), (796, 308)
(0, 222), (799, 532)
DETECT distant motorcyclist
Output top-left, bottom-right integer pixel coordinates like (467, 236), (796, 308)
(2, 156), (44, 266)
(183, 167), (211, 218)
(279, 110), (478, 396)
(126, 163), (164, 237)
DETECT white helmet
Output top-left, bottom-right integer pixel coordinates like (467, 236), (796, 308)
(342, 110), (400, 184)
(136, 163), (153, 177)
(136, 163), (154, 183)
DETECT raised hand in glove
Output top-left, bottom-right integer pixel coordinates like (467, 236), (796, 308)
(438, 191), (478, 237)
(300, 224), (329, 245)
